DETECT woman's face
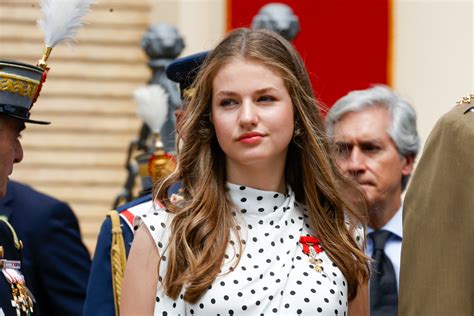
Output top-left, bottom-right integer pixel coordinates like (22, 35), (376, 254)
(211, 58), (294, 171)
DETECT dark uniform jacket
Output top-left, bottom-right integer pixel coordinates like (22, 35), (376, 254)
(0, 181), (91, 316)
(84, 194), (152, 316)
(0, 219), (30, 315)
(399, 99), (474, 315)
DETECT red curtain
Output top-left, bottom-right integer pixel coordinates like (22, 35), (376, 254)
(227, 0), (391, 110)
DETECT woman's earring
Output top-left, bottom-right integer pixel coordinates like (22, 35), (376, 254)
(293, 124), (302, 141)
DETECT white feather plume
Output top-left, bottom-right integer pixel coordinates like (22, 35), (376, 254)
(37, 0), (94, 47)
(134, 85), (169, 134)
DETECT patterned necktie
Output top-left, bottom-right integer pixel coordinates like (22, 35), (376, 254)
(369, 230), (398, 316)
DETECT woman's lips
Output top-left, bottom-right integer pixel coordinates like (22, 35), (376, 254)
(238, 132), (264, 144)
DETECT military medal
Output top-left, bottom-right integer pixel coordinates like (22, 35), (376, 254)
(299, 235), (324, 273)
(2, 268), (34, 315)
(10, 283), (34, 316)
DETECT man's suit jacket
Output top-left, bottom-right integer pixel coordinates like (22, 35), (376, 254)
(399, 99), (474, 315)
(0, 181), (91, 316)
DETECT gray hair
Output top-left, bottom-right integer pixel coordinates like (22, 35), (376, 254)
(326, 85), (420, 190)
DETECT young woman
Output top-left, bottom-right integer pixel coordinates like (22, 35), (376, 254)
(121, 28), (370, 315)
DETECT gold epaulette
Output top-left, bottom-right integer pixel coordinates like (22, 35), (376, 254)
(107, 210), (127, 316)
(0, 217), (23, 250)
(456, 94), (474, 106)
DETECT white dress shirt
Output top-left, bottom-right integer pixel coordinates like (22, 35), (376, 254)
(366, 207), (403, 291)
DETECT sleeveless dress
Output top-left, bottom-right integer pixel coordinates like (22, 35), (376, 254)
(137, 183), (351, 315)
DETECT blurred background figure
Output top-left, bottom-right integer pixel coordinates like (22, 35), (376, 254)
(84, 51), (207, 316)
(326, 85), (420, 316)
(399, 95), (474, 316)
(113, 23), (184, 208)
(0, 181), (91, 315)
(140, 23), (185, 153)
(251, 3), (300, 42)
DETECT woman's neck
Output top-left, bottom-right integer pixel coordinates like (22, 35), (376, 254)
(226, 160), (287, 194)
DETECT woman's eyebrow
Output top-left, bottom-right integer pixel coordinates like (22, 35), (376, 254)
(215, 87), (278, 96)
(255, 87), (278, 94)
(215, 90), (239, 97)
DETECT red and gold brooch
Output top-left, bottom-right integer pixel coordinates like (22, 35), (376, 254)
(299, 236), (324, 272)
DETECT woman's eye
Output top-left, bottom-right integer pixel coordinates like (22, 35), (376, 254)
(220, 99), (237, 107)
(258, 95), (275, 103)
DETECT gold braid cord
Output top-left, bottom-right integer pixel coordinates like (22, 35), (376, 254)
(0, 73), (39, 100)
(107, 211), (127, 316)
(0, 217), (23, 250)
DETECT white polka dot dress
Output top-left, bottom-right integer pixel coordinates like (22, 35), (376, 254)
(137, 183), (349, 315)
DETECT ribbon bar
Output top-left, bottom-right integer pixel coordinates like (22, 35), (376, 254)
(299, 235), (323, 255)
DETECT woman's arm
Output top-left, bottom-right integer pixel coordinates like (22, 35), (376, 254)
(348, 282), (369, 316)
(120, 224), (159, 315)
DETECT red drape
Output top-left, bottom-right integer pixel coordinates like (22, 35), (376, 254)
(227, 0), (391, 110)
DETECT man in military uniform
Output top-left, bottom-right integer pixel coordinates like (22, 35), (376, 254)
(399, 95), (474, 315)
(84, 51), (207, 315)
(0, 180), (91, 315)
(1, 1), (92, 314)
(0, 59), (49, 315)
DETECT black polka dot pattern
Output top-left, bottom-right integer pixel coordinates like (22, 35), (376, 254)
(136, 183), (348, 315)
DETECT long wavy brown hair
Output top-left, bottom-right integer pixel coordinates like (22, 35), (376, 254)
(156, 28), (370, 303)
